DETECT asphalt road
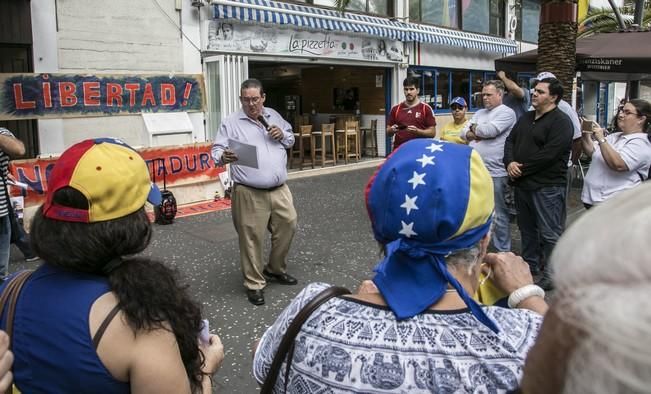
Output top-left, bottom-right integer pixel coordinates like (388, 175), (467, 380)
(9, 163), (585, 393)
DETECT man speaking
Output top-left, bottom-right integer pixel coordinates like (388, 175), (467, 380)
(212, 79), (298, 306)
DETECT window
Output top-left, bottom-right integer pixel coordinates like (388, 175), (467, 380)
(308, 0), (394, 16)
(516, 0), (541, 43)
(462, 0), (504, 35)
(409, 67), (492, 113)
(410, 0), (458, 28)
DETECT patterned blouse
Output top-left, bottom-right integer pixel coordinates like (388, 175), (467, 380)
(253, 283), (542, 393)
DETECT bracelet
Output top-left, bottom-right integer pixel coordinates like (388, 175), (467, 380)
(507, 284), (545, 308)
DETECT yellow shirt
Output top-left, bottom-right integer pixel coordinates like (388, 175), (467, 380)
(440, 120), (468, 144)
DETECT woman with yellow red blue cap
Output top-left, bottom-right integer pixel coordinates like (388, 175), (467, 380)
(253, 139), (546, 393)
(0, 138), (223, 393)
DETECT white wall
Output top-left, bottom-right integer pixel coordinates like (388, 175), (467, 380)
(418, 44), (500, 71)
(30, 0), (206, 155)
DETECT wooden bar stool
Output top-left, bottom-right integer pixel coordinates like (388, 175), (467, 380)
(312, 123), (336, 167)
(344, 120), (360, 163)
(291, 125), (314, 169)
(361, 119), (378, 157)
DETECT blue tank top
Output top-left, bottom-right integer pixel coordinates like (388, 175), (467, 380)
(0, 263), (130, 393)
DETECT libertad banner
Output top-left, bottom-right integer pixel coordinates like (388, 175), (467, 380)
(10, 142), (223, 207)
(0, 73), (205, 120)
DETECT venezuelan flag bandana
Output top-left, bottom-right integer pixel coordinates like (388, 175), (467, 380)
(366, 139), (499, 332)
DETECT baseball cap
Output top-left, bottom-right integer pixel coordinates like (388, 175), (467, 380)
(535, 71), (556, 81)
(365, 139), (498, 331)
(450, 97), (467, 108)
(42, 138), (161, 223)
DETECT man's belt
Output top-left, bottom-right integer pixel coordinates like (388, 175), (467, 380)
(234, 182), (285, 192)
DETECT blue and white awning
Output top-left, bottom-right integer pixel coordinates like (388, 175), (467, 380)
(211, 0), (517, 54)
(406, 24), (517, 54)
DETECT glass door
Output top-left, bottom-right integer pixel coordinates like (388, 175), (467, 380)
(203, 55), (249, 139)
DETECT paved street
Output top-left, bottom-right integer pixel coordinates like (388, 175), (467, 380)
(9, 162), (585, 393)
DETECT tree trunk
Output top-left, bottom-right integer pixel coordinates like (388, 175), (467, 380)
(536, 1), (578, 103)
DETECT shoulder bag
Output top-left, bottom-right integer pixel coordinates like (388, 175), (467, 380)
(260, 286), (351, 394)
(0, 270), (34, 394)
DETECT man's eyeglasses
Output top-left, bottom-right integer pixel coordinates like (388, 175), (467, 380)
(620, 109), (641, 117)
(240, 96), (262, 105)
(450, 105), (464, 111)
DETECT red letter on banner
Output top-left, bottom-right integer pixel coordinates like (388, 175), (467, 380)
(124, 83), (140, 107)
(43, 82), (53, 108)
(59, 82), (78, 107)
(141, 83), (155, 106)
(13, 84), (36, 109)
(106, 83), (123, 107)
(83, 81), (100, 106)
(160, 84), (176, 106)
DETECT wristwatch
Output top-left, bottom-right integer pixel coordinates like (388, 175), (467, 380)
(598, 138), (607, 144)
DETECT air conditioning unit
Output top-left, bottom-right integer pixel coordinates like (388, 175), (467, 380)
(191, 0), (205, 7)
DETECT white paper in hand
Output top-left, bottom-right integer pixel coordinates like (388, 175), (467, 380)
(228, 139), (259, 169)
(199, 319), (210, 345)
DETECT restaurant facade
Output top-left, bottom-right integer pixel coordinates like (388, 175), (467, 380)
(1, 0), (540, 220)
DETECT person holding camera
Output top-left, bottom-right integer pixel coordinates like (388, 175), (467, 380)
(581, 99), (651, 209)
(387, 76), (436, 150)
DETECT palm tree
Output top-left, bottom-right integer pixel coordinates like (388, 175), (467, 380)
(578, 4), (651, 38)
(536, 0), (578, 103)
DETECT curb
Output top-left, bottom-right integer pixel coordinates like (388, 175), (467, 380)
(288, 158), (384, 181)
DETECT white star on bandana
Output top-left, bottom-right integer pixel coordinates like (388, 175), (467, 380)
(426, 142), (444, 153)
(400, 194), (419, 215)
(399, 221), (417, 238)
(416, 154), (435, 168)
(407, 171), (426, 190)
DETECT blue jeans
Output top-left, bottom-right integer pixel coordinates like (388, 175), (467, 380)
(492, 177), (511, 252)
(0, 215), (11, 277)
(515, 186), (566, 278)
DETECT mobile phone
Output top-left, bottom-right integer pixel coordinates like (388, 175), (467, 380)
(397, 124), (408, 130)
(199, 319), (210, 345)
(581, 120), (596, 132)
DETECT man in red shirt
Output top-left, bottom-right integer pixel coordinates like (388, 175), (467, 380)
(387, 76), (437, 150)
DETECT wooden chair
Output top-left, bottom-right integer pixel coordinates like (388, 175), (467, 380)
(361, 119), (379, 158)
(291, 125), (314, 170)
(311, 123), (336, 167)
(336, 120), (360, 164)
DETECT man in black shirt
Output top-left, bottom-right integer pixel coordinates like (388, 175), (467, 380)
(504, 78), (573, 290)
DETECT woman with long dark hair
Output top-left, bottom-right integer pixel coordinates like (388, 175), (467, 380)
(581, 99), (651, 208)
(1, 138), (223, 393)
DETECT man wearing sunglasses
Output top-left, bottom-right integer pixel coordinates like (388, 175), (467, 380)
(440, 97), (469, 144)
(212, 78), (298, 306)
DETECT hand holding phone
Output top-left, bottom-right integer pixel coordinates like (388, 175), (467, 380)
(581, 119), (596, 133)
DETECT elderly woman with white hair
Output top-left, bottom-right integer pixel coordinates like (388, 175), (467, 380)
(253, 139), (547, 393)
(517, 181), (651, 393)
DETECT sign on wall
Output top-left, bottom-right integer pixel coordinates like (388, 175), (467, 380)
(206, 21), (403, 63)
(10, 142), (224, 207)
(0, 73), (206, 121)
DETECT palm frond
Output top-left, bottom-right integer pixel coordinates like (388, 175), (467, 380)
(578, 5), (651, 37)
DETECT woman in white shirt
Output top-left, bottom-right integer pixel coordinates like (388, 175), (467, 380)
(581, 99), (651, 208)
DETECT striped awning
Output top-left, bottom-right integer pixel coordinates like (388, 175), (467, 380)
(211, 0), (517, 54)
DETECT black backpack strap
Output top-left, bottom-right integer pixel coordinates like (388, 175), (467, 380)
(93, 303), (122, 349)
(261, 286), (351, 394)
